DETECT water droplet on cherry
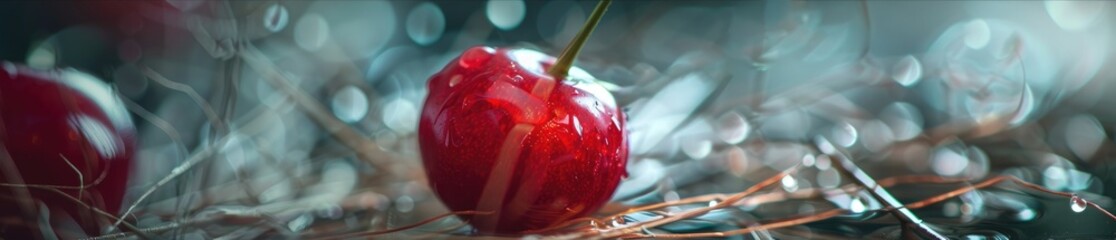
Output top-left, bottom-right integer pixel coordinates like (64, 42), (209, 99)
(458, 46), (495, 69)
(448, 75), (463, 87)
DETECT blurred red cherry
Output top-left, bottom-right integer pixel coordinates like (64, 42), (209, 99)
(0, 62), (136, 238)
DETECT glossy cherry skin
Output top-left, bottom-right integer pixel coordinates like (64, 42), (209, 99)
(0, 63), (136, 238)
(418, 47), (628, 234)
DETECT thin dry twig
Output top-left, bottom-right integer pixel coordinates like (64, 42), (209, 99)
(58, 154), (84, 201)
(574, 172), (1116, 239)
(828, 152), (947, 239)
(311, 211), (491, 240)
(140, 66), (226, 138)
(620, 209), (845, 239)
(119, 95), (188, 155)
(112, 134), (231, 229)
(584, 166), (800, 238)
(237, 43), (401, 174)
(0, 183), (147, 237)
(112, 104), (276, 230)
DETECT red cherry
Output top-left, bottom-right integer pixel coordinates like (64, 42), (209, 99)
(419, 46), (628, 234)
(420, 1), (621, 234)
(0, 63), (136, 237)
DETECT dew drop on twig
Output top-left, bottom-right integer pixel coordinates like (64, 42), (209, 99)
(590, 219), (605, 230)
(781, 175), (799, 192)
(1070, 194), (1087, 213)
(610, 216), (626, 227)
(849, 196), (866, 213)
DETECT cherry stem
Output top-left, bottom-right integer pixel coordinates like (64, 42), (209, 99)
(548, 0), (612, 80)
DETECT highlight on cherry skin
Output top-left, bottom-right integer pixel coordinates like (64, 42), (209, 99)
(418, 46), (629, 234)
(0, 62), (136, 238)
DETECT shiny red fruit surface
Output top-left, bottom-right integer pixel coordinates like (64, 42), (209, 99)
(0, 63), (136, 237)
(418, 47), (628, 234)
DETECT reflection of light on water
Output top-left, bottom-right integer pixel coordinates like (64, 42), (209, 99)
(219, 133), (257, 172)
(781, 175), (799, 192)
(860, 120), (895, 153)
(395, 195), (415, 213)
(613, 160), (666, 200)
(294, 14), (330, 51)
(762, 109), (813, 141)
(892, 55), (922, 86)
(382, 98), (418, 134)
(1061, 114), (1104, 160)
(259, 178), (293, 203)
(1016, 208), (1036, 221)
(487, 0), (526, 30)
(311, 161), (358, 202)
(301, 0), (396, 61)
(828, 122), (858, 147)
(814, 136), (836, 155)
(816, 168), (840, 189)
(287, 214), (314, 232)
(330, 85), (369, 123)
(27, 43), (55, 69)
(406, 2), (445, 46)
(849, 197), (866, 213)
(537, 1), (584, 49)
(1040, 153), (1095, 192)
(881, 102), (923, 141)
(628, 73), (713, 155)
(716, 111), (751, 144)
(1069, 194), (1087, 213)
(1045, 1), (1107, 31)
(264, 4), (290, 33)
(964, 19), (991, 49)
(965, 147), (990, 179)
(724, 147), (750, 177)
(931, 146), (969, 176)
(678, 118), (714, 159)
(801, 154), (816, 167)
(366, 46), (420, 82)
(815, 155), (832, 171)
